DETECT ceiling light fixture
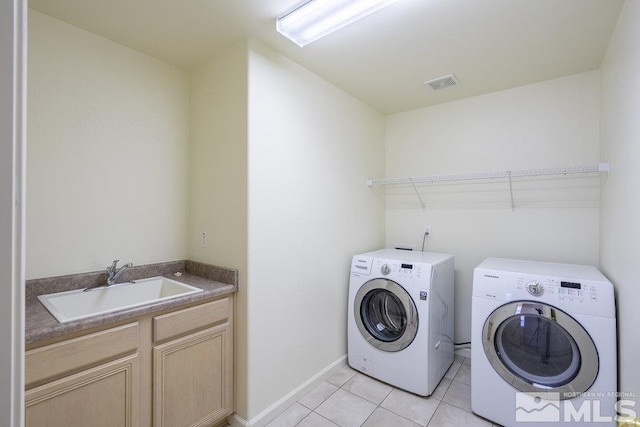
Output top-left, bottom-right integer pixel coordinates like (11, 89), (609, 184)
(276, 0), (401, 47)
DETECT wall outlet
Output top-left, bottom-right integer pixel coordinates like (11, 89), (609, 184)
(424, 226), (431, 237)
(200, 231), (208, 248)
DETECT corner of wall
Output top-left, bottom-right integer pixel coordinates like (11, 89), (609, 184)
(187, 38), (250, 419)
(598, 0), (640, 398)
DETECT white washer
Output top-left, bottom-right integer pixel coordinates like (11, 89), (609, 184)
(348, 249), (454, 396)
(471, 258), (617, 427)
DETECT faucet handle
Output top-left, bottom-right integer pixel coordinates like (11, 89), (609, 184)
(107, 259), (120, 273)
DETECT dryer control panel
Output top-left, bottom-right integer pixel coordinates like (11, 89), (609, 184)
(515, 276), (599, 303)
(473, 258), (615, 318)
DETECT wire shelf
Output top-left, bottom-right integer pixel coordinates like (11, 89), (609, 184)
(367, 162), (609, 210)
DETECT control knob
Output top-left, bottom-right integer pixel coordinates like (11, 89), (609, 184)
(381, 264), (391, 275)
(526, 281), (544, 296)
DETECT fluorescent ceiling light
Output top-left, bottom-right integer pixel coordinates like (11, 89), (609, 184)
(277, 0), (400, 47)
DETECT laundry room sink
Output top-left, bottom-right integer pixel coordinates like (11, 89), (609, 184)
(38, 276), (203, 323)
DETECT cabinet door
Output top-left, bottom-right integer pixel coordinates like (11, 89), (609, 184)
(153, 323), (232, 427)
(25, 354), (139, 427)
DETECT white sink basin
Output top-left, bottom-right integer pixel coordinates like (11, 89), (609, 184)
(38, 276), (203, 323)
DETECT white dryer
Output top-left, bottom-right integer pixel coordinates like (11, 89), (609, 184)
(471, 258), (617, 427)
(348, 249), (454, 396)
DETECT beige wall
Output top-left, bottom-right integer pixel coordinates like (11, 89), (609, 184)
(27, 11), (190, 279)
(25, 13), (386, 422)
(245, 40), (385, 422)
(385, 71), (601, 343)
(187, 41), (249, 417)
(187, 39), (385, 423)
(24, 4), (638, 422)
(600, 0), (640, 398)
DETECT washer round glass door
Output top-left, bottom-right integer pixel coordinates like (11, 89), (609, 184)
(354, 278), (418, 352)
(483, 301), (598, 397)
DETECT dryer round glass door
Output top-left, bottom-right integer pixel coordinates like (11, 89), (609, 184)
(482, 301), (598, 398)
(354, 278), (418, 352)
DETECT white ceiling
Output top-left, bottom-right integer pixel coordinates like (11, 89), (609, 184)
(27, 0), (624, 115)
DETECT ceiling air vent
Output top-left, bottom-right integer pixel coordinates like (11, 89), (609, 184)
(425, 74), (460, 91)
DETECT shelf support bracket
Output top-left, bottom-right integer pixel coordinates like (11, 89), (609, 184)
(507, 171), (515, 210)
(409, 178), (426, 210)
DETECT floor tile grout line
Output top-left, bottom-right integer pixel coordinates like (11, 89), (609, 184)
(296, 409), (339, 426)
(339, 375), (449, 427)
(426, 398), (444, 427)
(283, 357), (478, 427)
(356, 386), (396, 427)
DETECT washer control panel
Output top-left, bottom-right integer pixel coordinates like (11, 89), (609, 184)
(514, 276), (599, 304)
(558, 281), (601, 303)
(371, 259), (427, 281)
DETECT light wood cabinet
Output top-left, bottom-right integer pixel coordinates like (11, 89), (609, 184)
(25, 322), (140, 387)
(25, 294), (234, 427)
(26, 354), (139, 427)
(152, 298), (234, 427)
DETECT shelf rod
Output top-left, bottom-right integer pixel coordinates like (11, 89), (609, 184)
(366, 162), (609, 187)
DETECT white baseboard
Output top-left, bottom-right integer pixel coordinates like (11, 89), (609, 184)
(228, 414), (247, 427)
(230, 349), (471, 426)
(229, 355), (348, 427)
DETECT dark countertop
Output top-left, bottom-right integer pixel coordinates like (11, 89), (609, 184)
(25, 260), (238, 345)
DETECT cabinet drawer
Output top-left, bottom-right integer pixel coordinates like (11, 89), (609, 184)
(25, 354), (139, 427)
(25, 322), (139, 387)
(154, 297), (230, 342)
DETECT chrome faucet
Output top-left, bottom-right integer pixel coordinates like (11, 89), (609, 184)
(106, 259), (133, 286)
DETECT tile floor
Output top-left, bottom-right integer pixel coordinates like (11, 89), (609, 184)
(265, 356), (501, 427)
